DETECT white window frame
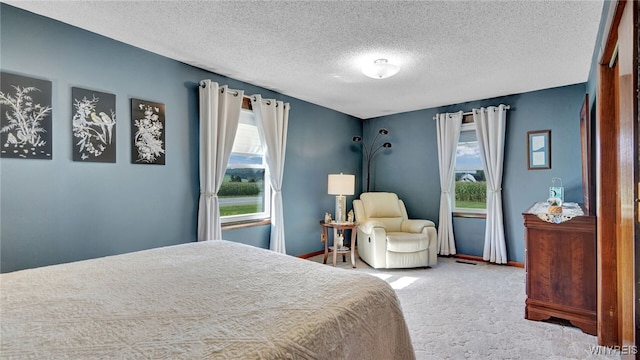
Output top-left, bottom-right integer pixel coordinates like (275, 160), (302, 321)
(221, 108), (271, 224)
(453, 119), (486, 215)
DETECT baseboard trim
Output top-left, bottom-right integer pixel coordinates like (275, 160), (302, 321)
(301, 251), (525, 268)
(450, 254), (525, 268)
(298, 250), (325, 259)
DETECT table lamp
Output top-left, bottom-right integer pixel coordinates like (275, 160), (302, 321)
(328, 173), (355, 223)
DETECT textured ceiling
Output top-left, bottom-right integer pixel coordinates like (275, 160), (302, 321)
(6, 1), (604, 119)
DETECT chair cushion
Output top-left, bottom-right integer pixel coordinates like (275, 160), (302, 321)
(369, 217), (403, 232)
(401, 219), (436, 233)
(361, 192), (402, 218)
(386, 232), (429, 252)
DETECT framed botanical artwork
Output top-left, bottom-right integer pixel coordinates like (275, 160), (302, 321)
(71, 87), (116, 162)
(130, 98), (165, 165)
(527, 130), (551, 170)
(0, 72), (53, 159)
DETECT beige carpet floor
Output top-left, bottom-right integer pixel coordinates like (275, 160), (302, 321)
(307, 252), (618, 360)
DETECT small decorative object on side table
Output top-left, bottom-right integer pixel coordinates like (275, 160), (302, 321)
(347, 209), (354, 223)
(319, 220), (358, 268)
(324, 212), (333, 223)
(335, 233), (344, 250)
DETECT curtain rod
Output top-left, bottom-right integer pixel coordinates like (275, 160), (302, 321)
(198, 81), (241, 96)
(432, 105), (511, 120)
(199, 81), (276, 104)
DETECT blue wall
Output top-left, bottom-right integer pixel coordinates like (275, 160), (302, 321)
(1, 2), (602, 271)
(0, 4), (361, 272)
(364, 84), (587, 262)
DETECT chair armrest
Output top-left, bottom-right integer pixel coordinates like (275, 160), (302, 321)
(358, 220), (387, 234)
(401, 219), (436, 233)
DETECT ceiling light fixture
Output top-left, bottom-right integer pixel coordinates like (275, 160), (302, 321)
(361, 58), (400, 79)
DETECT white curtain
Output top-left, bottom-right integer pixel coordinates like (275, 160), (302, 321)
(435, 111), (463, 255)
(252, 95), (290, 254)
(197, 80), (244, 241)
(473, 105), (508, 264)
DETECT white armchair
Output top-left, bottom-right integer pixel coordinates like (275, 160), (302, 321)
(353, 192), (437, 269)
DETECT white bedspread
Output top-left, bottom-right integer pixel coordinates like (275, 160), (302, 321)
(1, 240), (415, 359)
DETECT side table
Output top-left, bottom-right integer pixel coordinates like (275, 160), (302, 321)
(320, 221), (358, 268)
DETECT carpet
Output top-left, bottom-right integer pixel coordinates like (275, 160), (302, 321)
(307, 253), (619, 360)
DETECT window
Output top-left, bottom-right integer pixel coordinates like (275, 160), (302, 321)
(220, 107), (271, 223)
(453, 115), (486, 214)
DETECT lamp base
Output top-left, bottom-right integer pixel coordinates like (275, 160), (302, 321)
(335, 195), (346, 223)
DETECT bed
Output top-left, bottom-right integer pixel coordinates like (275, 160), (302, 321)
(0, 240), (415, 359)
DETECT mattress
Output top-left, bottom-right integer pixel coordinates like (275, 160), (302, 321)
(0, 240), (415, 359)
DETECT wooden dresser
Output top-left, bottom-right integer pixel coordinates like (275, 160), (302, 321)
(522, 203), (596, 335)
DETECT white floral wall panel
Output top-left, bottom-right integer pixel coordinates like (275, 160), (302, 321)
(0, 72), (53, 160)
(131, 98), (165, 165)
(72, 87), (116, 163)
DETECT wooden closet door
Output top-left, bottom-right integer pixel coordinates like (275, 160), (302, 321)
(595, 0), (636, 349)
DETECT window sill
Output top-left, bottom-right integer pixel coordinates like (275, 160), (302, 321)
(222, 218), (271, 231)
(452, 212), (486, 219)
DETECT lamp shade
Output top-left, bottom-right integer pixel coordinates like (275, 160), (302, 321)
(328, 174), (355, 195)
